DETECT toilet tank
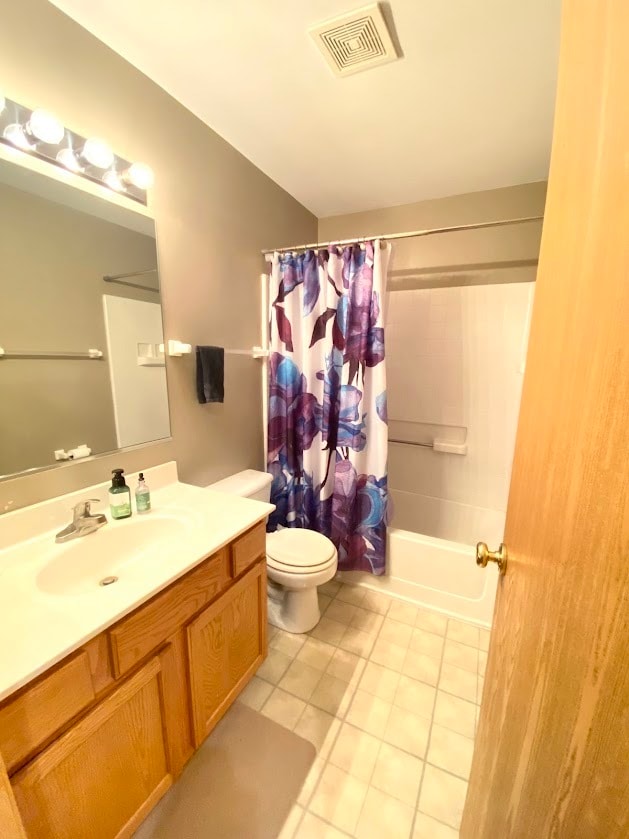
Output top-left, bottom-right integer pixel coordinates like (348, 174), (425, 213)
(207, 469), (272, 502)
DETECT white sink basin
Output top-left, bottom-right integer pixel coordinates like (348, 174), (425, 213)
(37, 512), (195, 596)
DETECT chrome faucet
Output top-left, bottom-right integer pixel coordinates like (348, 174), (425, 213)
(55, 499), (107, 543)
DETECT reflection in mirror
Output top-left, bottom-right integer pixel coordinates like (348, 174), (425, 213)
(0, 157), (171, 479)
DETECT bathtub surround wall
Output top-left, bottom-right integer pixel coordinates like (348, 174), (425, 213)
(319, 183), (545, 547)
(0, 0), (316, 513)
(386, 281), (534, 545)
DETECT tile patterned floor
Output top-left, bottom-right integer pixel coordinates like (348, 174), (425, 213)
(238, 582), (490, 839)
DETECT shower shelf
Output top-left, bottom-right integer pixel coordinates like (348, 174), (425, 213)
(388, 437), (467, 455)
(388, 420), (468, 455)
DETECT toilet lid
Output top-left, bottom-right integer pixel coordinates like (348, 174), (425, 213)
(266, 528), (336, 570)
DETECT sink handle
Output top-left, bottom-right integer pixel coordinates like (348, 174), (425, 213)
(72, 499), (100, 520)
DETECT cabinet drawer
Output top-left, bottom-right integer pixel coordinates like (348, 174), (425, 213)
(109, 548), (229, 678)
(231, 523), (266, 578)
(0, 652), (96, 774)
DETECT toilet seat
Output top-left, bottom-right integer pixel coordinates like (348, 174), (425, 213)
(266, 529), (336, 575)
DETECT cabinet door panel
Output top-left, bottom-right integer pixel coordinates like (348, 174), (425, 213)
(188, 560), (266, 746)
(192, 603), (230, 721)
(157, 632), (194, 777)
(12, 658), (171, 839)
(0, 754), (25, 838)
(228, 573), (262, 686)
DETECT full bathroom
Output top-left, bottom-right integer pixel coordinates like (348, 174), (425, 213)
(1, 3), (627, 839)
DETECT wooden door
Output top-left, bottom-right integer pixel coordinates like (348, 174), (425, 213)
(187, 560), (267, 746)
(462, 2), (629, 837)
(12, 658), (172, 839)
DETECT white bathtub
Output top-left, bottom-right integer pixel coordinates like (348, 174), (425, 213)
(338, 527), (498, 628)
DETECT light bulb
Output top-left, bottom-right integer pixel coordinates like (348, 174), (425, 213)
(56, 148), (82, 172)
(3, 123), (34, 151)
(82, 137), (114, 169)
(27, 109), (64, 144)
(103, 168), (124, 192)
(124, 162), (154, 190)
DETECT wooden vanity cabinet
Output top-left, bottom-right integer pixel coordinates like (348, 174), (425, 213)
(11, 658), (171, 839)
(0, 522), (268, 838)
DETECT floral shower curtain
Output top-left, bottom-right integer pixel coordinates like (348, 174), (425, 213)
(267, 241), (391, 575)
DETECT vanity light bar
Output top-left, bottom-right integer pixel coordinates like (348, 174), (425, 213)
(0, 94), (153, 205)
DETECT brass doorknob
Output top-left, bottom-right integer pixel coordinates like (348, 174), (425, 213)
(476, 542), (508, 575)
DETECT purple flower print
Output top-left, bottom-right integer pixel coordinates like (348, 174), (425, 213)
(376, 391), (388, 424)
(268, 463), (321, 533)
(276, 251), (322, 316)
(320, 458), (388, 575)
(316, 350), (366, 455)
(268, 353), (319, 475)
(302, 251), (320, 316)
(267, 242), (389, 575)
(331, 244), (385, 382)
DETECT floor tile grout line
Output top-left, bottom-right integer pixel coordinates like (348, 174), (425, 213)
(272, 639), (371, 708)
(257, 673), (477, 771)
(409, 616), (448, 839)
(334, 724), (387, 836)
(299, 680), (365, 836)
(270, 584), (485, 837)
(292, 651), (363, 816)
(297, 587), (397, 834)
(334, 582), (485, 642)
(422, 759), (473, 785)
(342, 666), (394, 835)
(263, 643), (479, 711)
(270, 608), (478, 732)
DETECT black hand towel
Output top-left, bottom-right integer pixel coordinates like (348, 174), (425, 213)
(196, 346), (224, 404)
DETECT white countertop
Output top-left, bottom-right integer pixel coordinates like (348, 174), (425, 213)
(0, 463), (273, 702)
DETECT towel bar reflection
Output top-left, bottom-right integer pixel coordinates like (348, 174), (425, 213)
(225, 347), (269, 358)
(0, 348), (103, 360)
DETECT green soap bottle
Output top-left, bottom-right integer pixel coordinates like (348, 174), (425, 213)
(109, 468), (132, 519)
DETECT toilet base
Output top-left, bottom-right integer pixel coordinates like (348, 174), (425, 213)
(267, 581), (321, 634)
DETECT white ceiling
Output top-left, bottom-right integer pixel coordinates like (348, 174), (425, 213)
(51, 0), (562, 217)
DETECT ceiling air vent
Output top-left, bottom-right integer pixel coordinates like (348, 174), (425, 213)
(310, 3), (399, 78)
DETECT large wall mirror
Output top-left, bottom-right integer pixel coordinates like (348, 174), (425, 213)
(0, 152), (171, 479)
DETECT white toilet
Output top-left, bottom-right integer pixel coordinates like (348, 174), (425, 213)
(207, 470), (338, 634)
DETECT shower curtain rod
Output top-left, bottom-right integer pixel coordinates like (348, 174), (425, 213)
(103, 268), (157, 282)
(261, 215), (543, 255)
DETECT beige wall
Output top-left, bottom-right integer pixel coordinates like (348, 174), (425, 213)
(0, 0), (316, 513)
(0, 182), (161, 476)
(319, 182), (547, 287)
